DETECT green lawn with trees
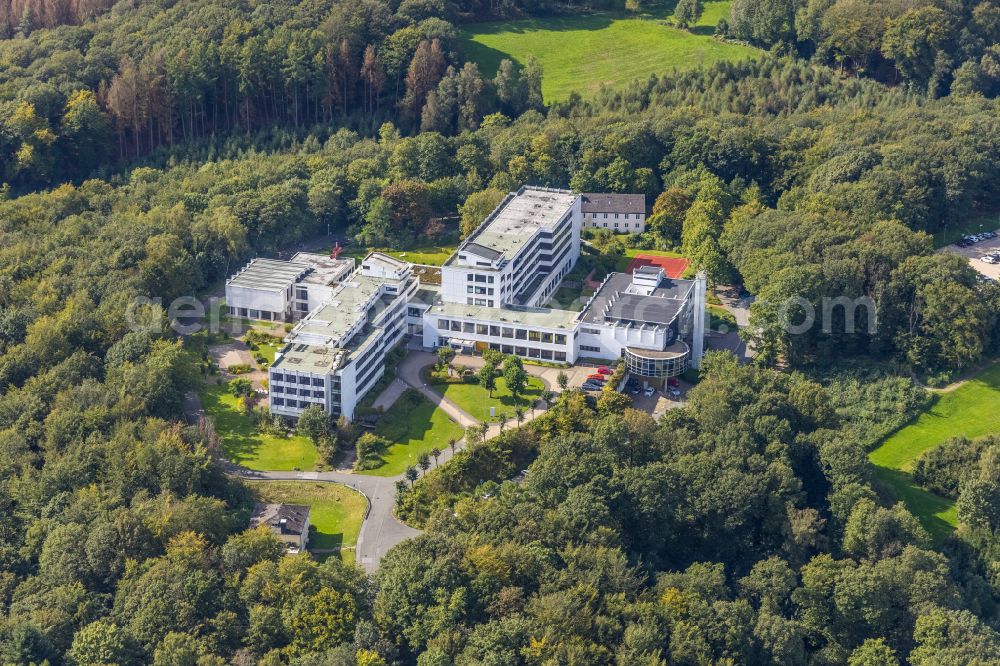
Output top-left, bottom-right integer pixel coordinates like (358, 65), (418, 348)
(869, 362), (1000, 537)
(199, 382), (319, 472)
(245, 481), (368, 553)
(364, 390), (465, 477)
(344, 246), (456, 266)
(429, 375), (545, 423)
(459, 4), (756, 101)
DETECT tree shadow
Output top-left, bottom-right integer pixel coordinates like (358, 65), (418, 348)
(874, 466), (957, 542)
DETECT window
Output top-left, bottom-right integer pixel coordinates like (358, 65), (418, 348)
(239, 308), (248, 317)
(467, 298), (474, 305)
(487, 276), (494, 284)
(515, 329), (527, 340)
(286, 388), (297, 396)
(313, 390), (324, 398)
(273, 385), (284, 393)
(555, 334), (567, 345)
(528, 330), (541, 342)
(541, 332), (553, 344)
(475, 298), (487, 306)
(502, 327), (514, 338)
(615, 213), (619, 219)
(541, 349), (553, 360)
(489, 343), (501, 351)
(582, 328), (601, 335)
(581, 345), (601, 353)
(489, 326), (500, 336)
(555, 351), (567, 362)
(299, 376), (311, 384)
(273, 397), (284, 406)
(475, 287), (487, 295)
(515, 346), (527, 356)
(487, 300), (494, 307)
(476, 324), (488, 335)
(296, 288), (308, 300)
(467, 286), (474, 293)
(528, 348), (541, 358)
(312, 378), (324, 386)
(438, 319), (450, 329)
(261, 311), (272, 320)
(450, 321), (461, 331)
(475, 275), (487, 283)
(467, 274), (474, 281)
(463, 322), (474, 333)
(296, 302), (308, 311)
(502, 345), (513, 354)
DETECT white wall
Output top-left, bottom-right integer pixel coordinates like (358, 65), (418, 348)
(227, 285), (288, 317)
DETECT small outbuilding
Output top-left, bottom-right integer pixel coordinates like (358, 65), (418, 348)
(249, 503), (311, 554)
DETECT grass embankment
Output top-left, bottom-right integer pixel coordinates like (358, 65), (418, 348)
(246, 481), (367, 556)
(430, 374), (545, 423)
(365, 390), (465, 477)
(869, 363), (1000, 539)
(459, 3), (757, 102)
(199, 382), (319, 472)
(933, 212), (1000, 248)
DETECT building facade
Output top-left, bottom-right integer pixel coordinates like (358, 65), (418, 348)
(580, 193), (646, 233)
(230, 186), (705, 421)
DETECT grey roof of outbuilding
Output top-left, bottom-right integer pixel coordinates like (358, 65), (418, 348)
(250, 503), (310, 536)
(580, 193), (645, 215)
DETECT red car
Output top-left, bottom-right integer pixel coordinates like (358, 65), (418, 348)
(597, 366), (612, 375)
(587, 374), (606, 382)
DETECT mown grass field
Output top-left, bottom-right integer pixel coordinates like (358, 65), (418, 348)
(868, 363), (1000, 539)
(246, 481), (367, 553)
(459, 3), (757, 102)
(200, 382), (319, 472)
(933, 211), (1000, 248)
(366, 390), (465, 477)
(430, 375), (545, 423)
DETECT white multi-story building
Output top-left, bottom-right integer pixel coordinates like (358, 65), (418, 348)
(580, 193), (646, 233)
(231, 186), (705, 422)
(226, 252), (355, 323)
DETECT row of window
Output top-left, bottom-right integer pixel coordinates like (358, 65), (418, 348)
(272, 397), (319, 408)
(467, 274), (496, 283)
(584, 220), (644, 230)
(229, 306), (279, 321)
(271, 374), (324, 386)
(467, 285), (494, 295)
(467, 298), (495, 307)
(442, 339), (568, 362)
(437, 319), (569, 345)
(580, 344), (601, 353)
(586, 212), (643, 219)
(272, 386), (325, 398)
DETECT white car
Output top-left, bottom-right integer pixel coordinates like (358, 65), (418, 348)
(643, 386), (656, 397)
(981, 254), (1000, 264)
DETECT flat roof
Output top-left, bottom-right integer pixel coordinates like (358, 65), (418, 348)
(272, 343), (346, 374)
(580, 272), (693, 326)
(290, 252), (355, 285)
(291, 274), (398, 344)
(429, 300), (579, 330)
(448, 186), (577, 267)
(227, 258), (308, 291)
(581, 193), (645, 214)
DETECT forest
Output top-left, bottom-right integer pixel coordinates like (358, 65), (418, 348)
(1, 0), (1000, 663)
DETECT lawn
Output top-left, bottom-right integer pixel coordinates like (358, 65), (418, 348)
(430, 375), (545, 423)
(868, 362), (1000, 539)
(343, 246), (456, 266)
(245, 481), (367, 553)
(199, 382), (320, 472)
(933, 211), (1000, 248)
(365, 390), (465, 477)
(459, 4), (758, 102)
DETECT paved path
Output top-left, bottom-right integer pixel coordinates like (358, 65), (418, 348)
(196, 350), (560, 571)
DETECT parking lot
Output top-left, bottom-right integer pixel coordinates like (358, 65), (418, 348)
(943, 229), (1000, 281)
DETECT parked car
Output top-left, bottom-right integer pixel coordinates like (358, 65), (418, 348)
(667, 377), (680, 388)
(587, 373), (605, 382)
(597, 366), (612, 375)
(630, 386), (641, 395)
(667, 388), (682, 398)
(981, 254), (1000, 264)
(643, 386), (656, 397)
(957, 238), (975, 247)
(582, 383), (602, 392)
